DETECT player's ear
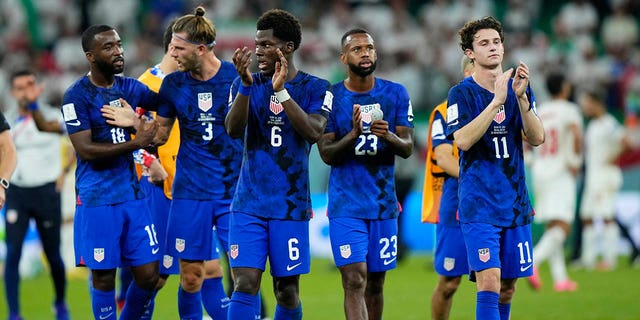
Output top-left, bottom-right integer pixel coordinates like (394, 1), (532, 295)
(283, 41), (294, 54)
(85, 51), (94, 63)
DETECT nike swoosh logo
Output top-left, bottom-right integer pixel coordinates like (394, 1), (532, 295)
(99, 312), (114, 319)
(67, 120), (81, 126)
(448, 120), (459, 126)
(383, 257), (396, 265)
(520, 264), (533, 272)
(152, 247), (159, 254)
(286, 262), (302, 271)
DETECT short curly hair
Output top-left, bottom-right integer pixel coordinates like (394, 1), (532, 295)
(458, 16), (504, 52)
(257, 9), (302, 51)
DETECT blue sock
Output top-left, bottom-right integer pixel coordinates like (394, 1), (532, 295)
(201, 277), (229, 320)
(91, 287), (116, 320)
(178, 286), (203, 320)
(274, 301), (302, 320)
(118, 268), (133, 302)
(120, 282), (156, 320)
(256, 291), (263, 319)
(498, 302), (511, 320)
(476, 291), (499, 320)
(228, 291), (258, 320)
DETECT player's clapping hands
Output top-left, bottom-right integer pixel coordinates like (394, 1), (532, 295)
(272, 48), (287, 91)
(512, 61), (530, 98)
(232, 47), (253, 86)
(492, 68), (513, 108)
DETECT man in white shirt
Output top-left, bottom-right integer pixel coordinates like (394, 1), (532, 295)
(528, 72), (583, 292)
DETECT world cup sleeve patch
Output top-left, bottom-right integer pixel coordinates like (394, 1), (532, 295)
(62, 103), (77, 121)
(447, 103), (458, 125)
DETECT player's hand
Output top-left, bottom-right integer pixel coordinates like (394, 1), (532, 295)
(349, 104), (363, 137)
(134, 119), (158, 148)
(272, 48), (287, 92)
(492, 68), (513, 107)
(232, 47), (253, 85)
(147, 159), (168, 185)
(370, 119), (391, 139)
(512, 61), (529, 98)
(101, 99), (138, 128)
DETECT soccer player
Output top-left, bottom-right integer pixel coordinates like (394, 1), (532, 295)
(225, 8), (332, 320)
(527, 72), (582, 291)
(316, 28), (413, 320)
(153, 7), (241, 320)
(63, 25), (161, 320)
(0, 111), (16, 211)
(423, 56), (473, 320)
(446, 17), (545, 320)
(578, 87), (629, 271)
(3, 70), (72, 320)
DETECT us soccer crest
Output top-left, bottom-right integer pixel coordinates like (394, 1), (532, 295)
(270, 95), (284, 115)
(493, 105), (505, 124)
(163, 255), (174, 269)
(175, 238), (186, 253)
(478, 248), (490, 263)
(198, 92), (213, 112)
(109, 99), (122, 108)
(340, 244), (351, 259)
(230, 244), (239, 259)
(94, 248), (105, 262)
(444, 257), (455, 271)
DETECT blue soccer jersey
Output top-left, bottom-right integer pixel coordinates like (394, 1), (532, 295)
(430, 110), (459, 227)
(230, 72), (332, 220)
(446, 76), (535, 227)
(156, 61), (242, 200)
(62, 75), (160, 207)
(325, 79), (413, 220)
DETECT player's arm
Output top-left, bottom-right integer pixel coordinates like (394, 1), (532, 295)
(0, 129), (17, 208)
(272, 48), (326, 143)
(28, 103), (66, 134)
(226, 47), (253, 138)
(69, 120), (157, 161)
(370, 122), (413, 159)
(513, 61), (544, 146)
(434, 143), (459, 178)
(318, 104), (360, 165)
(454, 70), (512, 151)
(154, 115), (175, 146)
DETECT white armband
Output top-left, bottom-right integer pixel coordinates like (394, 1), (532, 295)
(275, 89), (291, 103)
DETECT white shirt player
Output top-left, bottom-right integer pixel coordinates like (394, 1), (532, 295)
(532, 99), (583, 181)
(531, 99), (583, 222)
(581, 113), (625, 219)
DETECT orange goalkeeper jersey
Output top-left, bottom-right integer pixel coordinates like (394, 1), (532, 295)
(138, 67), (179, 199)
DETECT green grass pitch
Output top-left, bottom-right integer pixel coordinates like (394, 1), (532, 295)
(1, 255), (639, 319)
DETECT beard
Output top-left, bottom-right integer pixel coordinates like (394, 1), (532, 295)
(95, 58), (124, 75)
(348, 60), (377, 78)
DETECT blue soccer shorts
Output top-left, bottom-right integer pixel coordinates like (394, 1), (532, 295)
(74, 198), (159, 269)
(461, 222), (534, 279)
(434, 223), (469, 277)
(228, 212), (310, 277)
(165, 198), (229, 262)
(329, 217), (398, 272)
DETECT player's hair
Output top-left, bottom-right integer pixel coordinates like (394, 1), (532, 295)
(340, 28), (371, 49)
(162, 19), (177, 53)
(81, 25), (115, 52)
(461, 55), (473, 74)
(545, 72), (566, 97)
(583, 85), (607, 104)
(257, 9), (301, 51)
(172, 6), (216, 48)
(458, 16), (504, 52)
(9, 69), (36, 87)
